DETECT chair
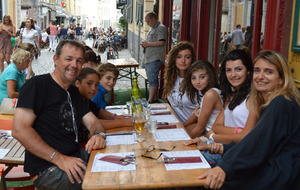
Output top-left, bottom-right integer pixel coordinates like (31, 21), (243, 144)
(0, 165), (34, 190)
(0, 118), (34, 190)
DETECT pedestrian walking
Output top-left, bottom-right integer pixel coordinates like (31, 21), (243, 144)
(48, 21), (57, 52)
(0, 15), (16, 72)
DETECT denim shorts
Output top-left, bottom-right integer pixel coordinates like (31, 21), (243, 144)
(33, 149), (89, 190)
(201, 151), (223, 167)
(144, 60), (163, 86)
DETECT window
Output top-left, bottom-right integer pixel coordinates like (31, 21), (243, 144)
(126, 0), (133, 23)
(171, 0), (182, 45)
(292, 0), (300, 52)
(136, 1), (143, 25)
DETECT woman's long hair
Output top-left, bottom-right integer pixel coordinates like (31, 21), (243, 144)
(2, 15), (12, 25)
(250, 50), (300, 113)
(180, 60), (219, 104)
(162, 41), (195, 99)
(219, 49), (253, 110)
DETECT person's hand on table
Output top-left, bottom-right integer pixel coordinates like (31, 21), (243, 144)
(206, 130), (215, 138)
(85, 134), (106, 153)
(54, 154), (86, 184)
(184, 137), (210, 151)
(198, 166), (226, 189)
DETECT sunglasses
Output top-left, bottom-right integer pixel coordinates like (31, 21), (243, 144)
(66, 91), (78, 142)
(141, 145), (176, 160)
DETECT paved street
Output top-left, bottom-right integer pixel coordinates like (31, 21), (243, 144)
(31, 39), (145, 90)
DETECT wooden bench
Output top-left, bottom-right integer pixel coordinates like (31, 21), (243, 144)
(136, 68), (148, 99)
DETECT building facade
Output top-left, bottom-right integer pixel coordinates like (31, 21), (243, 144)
(125, 0), (300, 90)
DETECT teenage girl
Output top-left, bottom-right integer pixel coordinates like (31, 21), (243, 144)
(181, 60), (223, 138)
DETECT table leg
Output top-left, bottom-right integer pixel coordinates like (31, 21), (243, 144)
(145, 79), (148, 100)
(129, 67), (133, 87)
(0, 166), (13, 190)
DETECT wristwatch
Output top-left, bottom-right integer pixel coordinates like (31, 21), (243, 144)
(95, 131), (106, 139)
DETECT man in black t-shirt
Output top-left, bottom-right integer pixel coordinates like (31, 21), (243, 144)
(12, 40), (106, 190)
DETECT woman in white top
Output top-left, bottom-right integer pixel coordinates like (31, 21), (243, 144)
(182, 60), (223, 138)
(185, 49), (258, 167)
(209, 49), (258, 143)
(162, 41), (196, 122)
(19, 18), (39, 79)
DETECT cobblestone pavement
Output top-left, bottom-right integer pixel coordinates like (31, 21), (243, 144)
(31, 39), (145, 90)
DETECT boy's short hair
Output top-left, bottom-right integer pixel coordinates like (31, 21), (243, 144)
(97, 63), (119, 79)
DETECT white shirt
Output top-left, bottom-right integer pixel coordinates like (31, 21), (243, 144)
(21, 28), (38, 45)
(167, 76), (198, 122)
(224, 98), (249, 128)
(195, 88), (222, 131)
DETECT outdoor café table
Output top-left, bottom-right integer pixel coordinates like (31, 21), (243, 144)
(0, 136), (25, 189)
(107, 58), (139, 81)
(82, 104), (209, 190)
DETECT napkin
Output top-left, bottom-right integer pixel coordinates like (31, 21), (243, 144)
(151, 111), (171, 115)
(99, 155), (131, 165)
(164, 156), (202, 164)
(157, 125), (177, 129)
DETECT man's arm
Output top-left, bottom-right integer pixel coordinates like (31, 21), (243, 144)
(12, 108), (86, 184)
(82, 112), (106, 153)
(141, 40), (165, 48)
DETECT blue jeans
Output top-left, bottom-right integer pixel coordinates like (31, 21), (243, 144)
(144, 60), (163, 87)
(201, 151), (223, 167)
(33, 149), (89, 190)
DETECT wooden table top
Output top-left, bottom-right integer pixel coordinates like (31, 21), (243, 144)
(107, 58), (139, 68)
(0, 137), (25, 165)
(82, 104), (208, 190)
(0, 114), (25, 166)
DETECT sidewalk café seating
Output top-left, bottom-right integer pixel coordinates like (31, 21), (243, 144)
(0, 115), (33, 190)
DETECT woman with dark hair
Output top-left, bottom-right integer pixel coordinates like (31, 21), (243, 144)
(208, 49), (258, 143)
(181, 60), (223, 138)
(18, 18), (39, 79)
(162, 41), (196, 122)
(0, 15), (16, 72)
(185, 49), (258, 167)
(197, 50), (300, 190)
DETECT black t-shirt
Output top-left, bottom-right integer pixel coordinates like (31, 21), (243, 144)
(78, 100), (100, 143)
(17, 74), (90, 175)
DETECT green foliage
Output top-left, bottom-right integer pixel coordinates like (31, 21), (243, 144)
(119, 16), (127, 31)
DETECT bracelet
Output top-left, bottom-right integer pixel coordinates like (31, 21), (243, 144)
(95, 131), (106, 139)
(210, 143), (214, 153)
(213, 143), (217, 153)
(234, 127), (243, 134)
(50, 151), (56, 161)
(209, 133), (215, 142)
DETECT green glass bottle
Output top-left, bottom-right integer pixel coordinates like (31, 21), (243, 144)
(131, 76), (141, 99)
(131, 76), (143, 113)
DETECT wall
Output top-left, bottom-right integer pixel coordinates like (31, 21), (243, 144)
(127, 0), (156, 65)
(288, 0), (300, 88)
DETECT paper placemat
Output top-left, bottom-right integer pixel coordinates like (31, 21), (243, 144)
(162, 150), (211, 170)
(106, 134), (136, 146)
(91, 152), (136, 172)
(154, 128), (190, 142)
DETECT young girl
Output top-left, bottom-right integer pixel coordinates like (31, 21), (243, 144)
(181, 61), (223, 138)
(162, 41), (196, 122)
(75, 67), (132, 135)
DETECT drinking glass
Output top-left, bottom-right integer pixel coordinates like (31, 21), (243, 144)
(126, 101), (132, 115)
(133, 112), (146, 142)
